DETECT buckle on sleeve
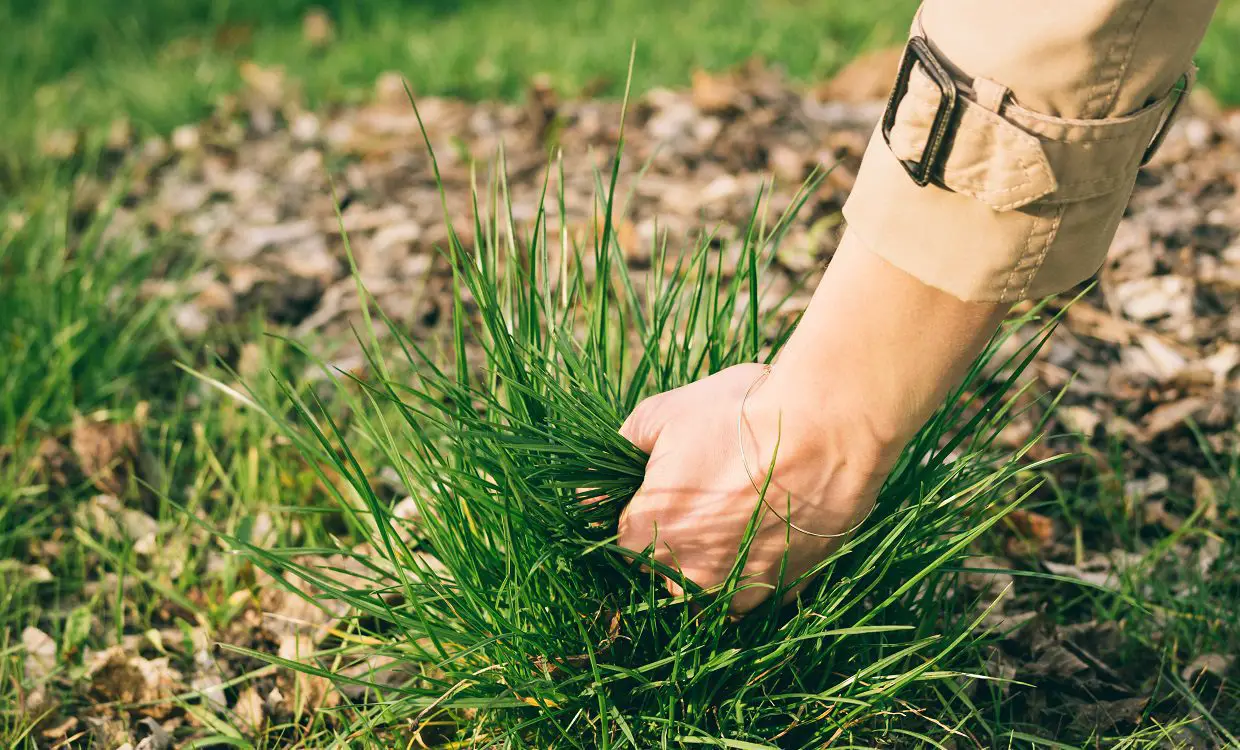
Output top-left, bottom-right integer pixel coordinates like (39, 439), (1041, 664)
(881, 36), (959, 187)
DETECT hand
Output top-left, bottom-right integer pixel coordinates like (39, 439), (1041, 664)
(615, 230), (1009, 614)
(617, 362), (892, 614)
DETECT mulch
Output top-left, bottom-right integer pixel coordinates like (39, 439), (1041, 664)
(69, 56), (1239, 506)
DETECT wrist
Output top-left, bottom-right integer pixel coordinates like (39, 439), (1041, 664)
(749, 362), (900, 483)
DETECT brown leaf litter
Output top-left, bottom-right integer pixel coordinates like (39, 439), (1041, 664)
(71, 56), (1239, 504)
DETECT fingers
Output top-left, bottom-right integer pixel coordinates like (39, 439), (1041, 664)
(618, 395), (666, 455)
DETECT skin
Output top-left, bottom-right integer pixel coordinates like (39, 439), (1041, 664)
(618, 229), (1009, 613)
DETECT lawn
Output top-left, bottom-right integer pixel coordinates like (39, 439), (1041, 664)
(2, 1), (1239, 748)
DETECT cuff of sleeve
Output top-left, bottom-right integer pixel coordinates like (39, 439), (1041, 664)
(841, 54), (1191, 303)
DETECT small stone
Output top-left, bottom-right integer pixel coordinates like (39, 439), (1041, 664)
(171, 125), (201, 152)
(768, 144), (806, 183)
(290, 112), (321, 143)
(375, 72), (408, 107)
(280, 235), (338, 282)
(1112, 275), (1193, 322)
(174, 303), (211, 337)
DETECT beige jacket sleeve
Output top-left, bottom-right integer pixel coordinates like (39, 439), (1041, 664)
(843, 0), (1219, 302)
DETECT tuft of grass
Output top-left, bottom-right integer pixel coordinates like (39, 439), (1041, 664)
(0, 187), (183, 552)
(0, 188), (180, 746)
(210, 95), (1089, 746)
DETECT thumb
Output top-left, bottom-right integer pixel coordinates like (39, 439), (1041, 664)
(618, 395), (668, 455)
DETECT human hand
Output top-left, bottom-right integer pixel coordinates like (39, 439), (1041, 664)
(617, 362), (892, 614)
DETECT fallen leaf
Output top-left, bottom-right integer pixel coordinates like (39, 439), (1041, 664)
(1006, 509), (1056, 548)
(0, 560), (53, 583)
(302, 7), (334, 48)
(1069, 696), (1149, 733)
(233, 685), (266, 730)
(278, 633), (338, 714)
(84, 646), (183, 711)
(1064, 302), (1133, 344)
(1042, 552), (1141, 593)
(70, 416), (140, 495)
(31, 437), (75, 486)
(1028, 644), (1090, 678)
(22, 627), (57, 682)
(1192, 473), (1219, 521)
(1059, 406), (1102, 437)
(960, 556), (1015, 602)
(814, 47), (903, 103)
(691, 69), (745, 114)
(40, 717), (78, 741)
(1139, 397), (1208, 441)
(1180, 652), (1233, 681)
(134, 717), (172, 750)
(1112, 275), (1193, 323)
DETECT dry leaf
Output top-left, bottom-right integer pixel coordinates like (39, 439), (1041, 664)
(1069, 696), (1149, 733)
(41, 717), (78, 741)
(134, 717), (171, 750)
(1139, 397), (1208, 441)
(22, 627), (57, 682)
(1064, 302), (1132, 344)
(1059, 405), (1102, 437)
(814, 47), (903, 103)
(233, 686), (267, 730)
(84, 646), (183, 710)
(960, 556), (1015, 601)
(70, 416), (139, 495)
(1042, 552), (1142, 593)
(278, 633), (338, 714)
(1006, 509), (1056, 548)
(1112, 275), (1193, 322)
(302, 7), (334, 48)
(691, 69), (744, 114)
(1180, 652), (1233, 681)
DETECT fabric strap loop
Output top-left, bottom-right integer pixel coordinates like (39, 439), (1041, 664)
(883, 38), (1194, 212)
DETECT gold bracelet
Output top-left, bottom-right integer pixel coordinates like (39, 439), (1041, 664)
(737, 364), (876, 540)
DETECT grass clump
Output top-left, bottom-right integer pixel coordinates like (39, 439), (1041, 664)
(209, 92), (1078, 747)
(0, 189), (184, 552)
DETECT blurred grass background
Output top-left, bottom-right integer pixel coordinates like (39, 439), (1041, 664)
(4, 0), (1238, 184)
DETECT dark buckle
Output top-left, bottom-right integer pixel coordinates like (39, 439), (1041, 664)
(881, 36), (960, 187)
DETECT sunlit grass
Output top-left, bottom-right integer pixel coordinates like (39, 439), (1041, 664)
(197, 85), (1101, 745)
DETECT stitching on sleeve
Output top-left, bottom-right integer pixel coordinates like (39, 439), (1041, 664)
(1081, 0), (1156, 119)
(1000, 215), (1041, 304)
(1015, 208), (1064, 300)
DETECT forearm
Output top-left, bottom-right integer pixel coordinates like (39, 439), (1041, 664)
(764, 0), (1218, 459)
(769, 230), (1007, 459)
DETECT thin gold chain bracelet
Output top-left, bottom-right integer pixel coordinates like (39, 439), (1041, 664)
(736, 364), (876, 540)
